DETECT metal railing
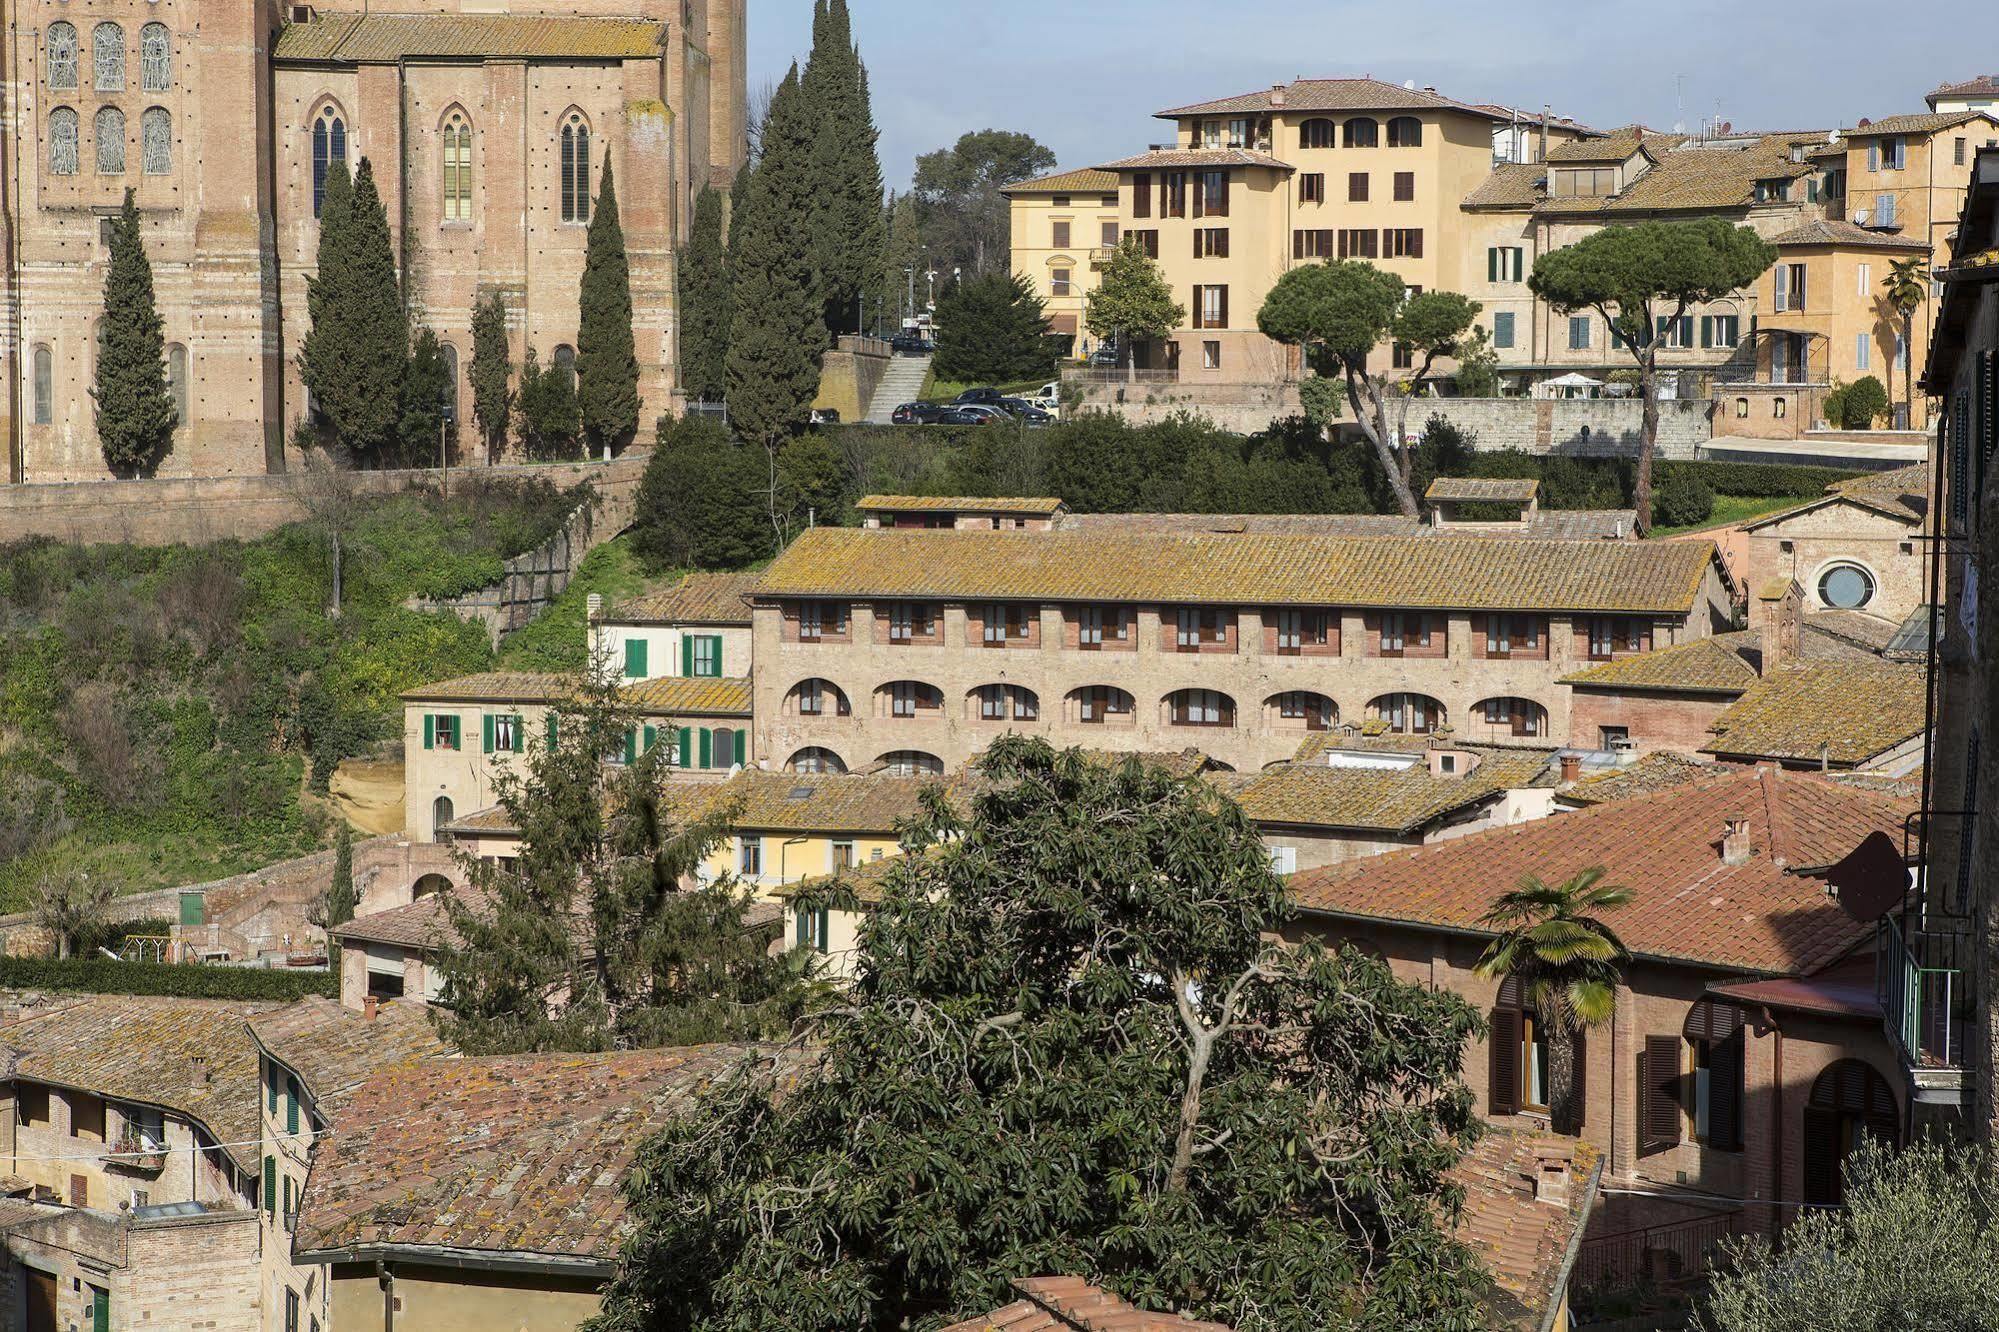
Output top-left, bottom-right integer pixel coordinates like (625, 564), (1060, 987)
(1877, 914), (1969, 1070)
(1573, 1210), (1742, 1291)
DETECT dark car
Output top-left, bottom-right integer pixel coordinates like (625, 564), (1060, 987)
(892, 401), (948, 425)
(1088, 344), (1121, 368)
(936, 407), (997, 425)
(890, 334), (934, 355)
(954, 386), (1005, 406)
(998, 398), (1054, 424)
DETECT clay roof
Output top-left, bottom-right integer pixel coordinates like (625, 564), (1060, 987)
(687, 768), (968, 835)
(1002, 169), (1122, 195)
(1096, 148), (1293, 172)
(1562, 632), (1762, 695)
(942, 1277), (1235, 1332)
(1427, 477), (1538, 503)
(293, 1046), (756, 1265)
(770, 848), (910, 905)
(1057, 510), (1638, 540)
(1743, 463), (1930, 530)
(441, 805), (520, 835)
(1464, 163), (1546, 210)
(859, 494), (1066, 514)
(1545, 125), (1649, 164)
(1931, 76), (1999, 104)
(1289, 766), (1914, 975)
(1772, 218), (1932, 251)
(1228, 746), (1553, 834)
(333, 894), (460, 952)
(1453, 1130), (1602, 1330)
(247, 996), (452, 1116)
(402, 671), (751, 717)
(1702, 661), (1927, 766)
(0, 995), (282, 1171)
(274, 13), (665, 63)
(1842, 111), (1992, 137)
(1156, 77), (1508, 122)
(1560, 752), (1724, 807)
(753, 527), (1721, 614)
(605, 571), (760, 626)
(401, 672), (574, 705)
(1535, 133), (1814, 216)
(619, 675), (753, 718)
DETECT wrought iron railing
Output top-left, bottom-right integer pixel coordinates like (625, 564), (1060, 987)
(1877, 913), (1970, 1070)
(1572, 1210), (1743, 1291)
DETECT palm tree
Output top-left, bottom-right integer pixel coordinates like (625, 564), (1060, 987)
(1882, 256), (1928, 430)
(1474, 867), (1631, 1135)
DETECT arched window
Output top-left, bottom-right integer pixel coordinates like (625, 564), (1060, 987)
(47, 22), (79, 90)
(552, 343), (576, 388)
(141, 107), (171, 175)
(431, 795), (455, 839)
(30, 346), (53, 425)
(1476, 696), (1548, 739)
(1342, 116), (1378, 148)
(878, 751), (944, 777)
(970, 684), (1039, 722)
(92, 23), (124, 92)
(413, 873), (451, 899)
(95, 105), (125, 174)
(788, 679), (851, 717)
(1266, 691), (1335, 732)
(140, 23), (170, 91)
(560, 112), (592, 224)
(878, 680), (943, 719)
(438, 343), (459, 424)
(166, 343), (187, 426)
(1166, 689), (1235, 728)
(787, 747), (846, 775)
(1299, 118), (1336, 150)
(48, 107), (79, 176)
(1369, 692), (1444, 735)
(1386, 115), (1423, 147)
(1069, 685), (1134, 726)
(441, 110), (472, 222)
(311, 108), (347, 218)
(1804, 1060), (1900, 1206)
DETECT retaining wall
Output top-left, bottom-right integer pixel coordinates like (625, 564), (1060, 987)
(1401, 398), (1714, 458)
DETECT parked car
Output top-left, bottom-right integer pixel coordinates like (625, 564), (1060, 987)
(808, 407), (841, 425)
(954, 387), (1005, 406)
(936, 407), (997, 425)
(892, 401), (949, 425)
(1088, 344), (1121, 368)
(998, 398), (1054, 425)
(890, 333), (934, 355)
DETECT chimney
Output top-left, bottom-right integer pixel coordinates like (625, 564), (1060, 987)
(1753, 580), (1803, 675)
(1559, 753), (1582, 784)
(1269, 83), (1287, 107)
(1540, 104), (1551, 164)
(189, 1055), (212, 1084)
(1533, 1149), (1573, 1208)
(585, 593), (603, 622)
(363, 995), (379, 1021)
(1721, 819), (1753, 866)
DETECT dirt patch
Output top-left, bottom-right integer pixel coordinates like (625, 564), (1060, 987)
(329, 760), (405, 835)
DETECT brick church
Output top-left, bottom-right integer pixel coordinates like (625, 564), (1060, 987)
(0, 0), (747, 483)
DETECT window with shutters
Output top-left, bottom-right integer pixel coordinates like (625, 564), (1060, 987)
(1337, 228), (1377, 259)
(491, 714), (520, 754)
(1073, 685), (1134, 725)
(1173, 606), (1230, 650)
(692, 635), (722, 677)
(1192, 284), (1228, 329)
(1486, 977), (1554, 1115)
(794, 905), (830, 953)
(1369, 692), (1443, 735)
(1167, 689), (1234, 727)
(1393, 171), (1414, 202)
(1383, 228), (1423, 259)
(1073, 604), (1131, 650)
(1051, 220), (1071, 249)
(1299, 172), (1325, 203)
(1638, 1033), (1684, 1155)
(1131, 172), (1151, 218)
(1194, 228), (1229, 258)
(794, 600), (849, 642)
(1347, 171), (1369, 202)
(1683, 1001), (1746, 1151)
(1300, 118), (1336, 150)
(1342, 116), (1378, 148)
(428, 715), (460, 751)
(1386, 115), (1422, 148)
(1293, 229), (1336, 259)
(1568, 314), (1591, 350)
(1162, 171), (1187, 218)
(1803, 1059), (1900, 1206)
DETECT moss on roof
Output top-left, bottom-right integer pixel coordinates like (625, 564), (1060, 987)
(274, 14), (665, 62)
(1702, 662), (1927, 766)
(1562, 633), (1761, 695)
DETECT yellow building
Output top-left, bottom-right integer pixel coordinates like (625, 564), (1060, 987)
(1003, 167), (1123, 358)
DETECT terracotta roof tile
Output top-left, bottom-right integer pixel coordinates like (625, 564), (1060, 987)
(1156, 76), (1507, 122)
(333, 894), (460, 952)
(1702, 662), (1926, 766)
(1230, 746), (1553, 833)
(942, 1278), (1234, 1332)
(293, 1046), (760, 1263)
(248, 996), (452, 1115)
(1427, 477), (1538, 503)
(1562, 632), (1762, 694)
(1452, 1130), (1601, 1329)
(618, 676), (753, 718)
(1931, 76), (1999, 102)
(1773, 218), (1932, 251)
(1743, 463), (1930, 530)
(274, 13), (665, 62)
(1463, 162), (1546, 210)
(605, 571), (761, 626)
(1097, 148), (1293, 172)
(401, 672), (575, 704)
(684, 768), (971, 835)
(1842, 111), (1993, 137)
(1057, 510), (1638, 539)
(754, 527), (1720, 614)
(1546, 125), (1649, 164)
(1290, 766), (1914, 974)
(1535, 133), (1815, 216)
(1001, 169), (1122, 195)
(860, 494), (1066, 514)
(1561, 752), (1724, 806)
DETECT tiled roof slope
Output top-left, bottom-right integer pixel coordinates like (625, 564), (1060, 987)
(402, 671), (751, 716)
(1230, 747), (1553, 833)
(1427, 477), (1538, 502)
(1931, 76), (1999, 103)
(1561, 752), (1723, 806)
(859, 494), (1066, 514)
(606, 571), (761, 626)
(1703, 662), (1926, 765)
(943, 1277), (1234, 1332)
(401, 672), (575, 704)
(1463, 162), (1546, 210)
(1058, 510), (1639, 540)
(1562, 632), (1761, 694)
(1097, 148), (1292, 172)
(293, 1046), (754, 1263)
(1002, 168), (1122, 195)
(1157, 76), (1507, 121)
(1533, 133), (1814, 216)
(1773, 219), (1931, 251)
(1843, 111), (1991, 136)
(0, 996), (281, 1170)
(1546, 125), (1648, 163)
(753, 527), (1720, 614)
(689, 768), (970, 834)
(1289, 766), (1914, 975)
(274, 14), (665, 62)
(333, 893), (460, 952)
(619, 676), (753, 717)
(1454, 1131), (1601, 1330)
(248, 997), (452, 1115)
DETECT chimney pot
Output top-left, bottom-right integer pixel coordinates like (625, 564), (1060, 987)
(1559, 753), (1582, 784)
(363, 995), (379, 1021)
(1269, 83), (1287, 107)
(1721, 819), (1753, 866)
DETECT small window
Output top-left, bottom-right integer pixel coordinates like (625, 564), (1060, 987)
(1347, 171), (1368, 202)
(1493, 311), (1515, 350)
(31, 345), (53, 425)
(166, 343), (187, 425)
(1735, 396), (1749, 418)
(1393, 171), (1414, 202)
(1817, 562), (1876, 610)
(1299, 172), (1325, 203)
(1202, 340), (1220, 371)
(738, 837), (761, 878)
(1568, 314), (1591, 350)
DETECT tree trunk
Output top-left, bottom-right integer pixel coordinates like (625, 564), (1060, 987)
(1903, 313), (1916, 429)
(1169, 1023), (1215, 1193)
(1634, 353), (1660, 536)
(1545, 1014), (1579, 1135)
(1348, 368), (1420, 518)
(329, 529), (344, 619)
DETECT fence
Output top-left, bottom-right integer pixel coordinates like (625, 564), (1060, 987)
(1572, 1209), (1743, 1292)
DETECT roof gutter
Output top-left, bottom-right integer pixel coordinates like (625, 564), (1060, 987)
(293, 1241), (615, 1280)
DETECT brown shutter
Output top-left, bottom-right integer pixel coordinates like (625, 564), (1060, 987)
(1802, 1108), (1840, 1205)
(1411, 228), (1424, 259)
(1134, 173), (1151, 219)
(1471, 614), (1488, 659)
(1488, 1006), (1521, 1115)
(1218, 285), (1229, 329)
(1639, 1034), (1682, 1155)
(1218, 171), (1231, 217)
(1570, 1027), (1587, 1129)
(1708, 1029), (1744, 1151)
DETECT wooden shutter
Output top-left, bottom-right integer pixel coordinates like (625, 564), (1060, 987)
(676, 726), (692, 768)
(622, 727), (637, 765)
(1217, 285), (1228, 329)
(698, 728), (713, 769)
(1639, 1034), (1683, 1155)
(1134, 172), (1151, 219)
(264, 1156), (276, 1215)
(735, 729), (749, 763)
(1488, 1006), (1521, 1115)
(482, 714), (494, 755)
(422, 714), (434, 750)
(287, 1079), (299, 1134)
(1802, 1107), (1840, 1205)
(511, 715), (526, 753)
(1487, 247), (1497, 282)
(1217, 171), (1230, 216)
(546, 714), (560, 752)
(1708, 1029), (1745, 1151)
(642, 724), (658, 757)
(680, 635), (694, 678)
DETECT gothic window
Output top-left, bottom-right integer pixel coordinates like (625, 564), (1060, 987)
(552, 343), (576, 389)
(47, 23), (78, 90)
(560, 113), (591, 223)
(140, 23), (170, 91)
(93, 23), (124, 92)
(441, 111), (472, 222)
(311, 109), (346, 219)
(48, 107), (79, 176)
(141, 107), (171, 174)
(31, 346), (53, 425)
(95, 105), (125, 174)
(166, 343), (187, 426)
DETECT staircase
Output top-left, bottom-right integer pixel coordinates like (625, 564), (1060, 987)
(865, 354), (934, 424)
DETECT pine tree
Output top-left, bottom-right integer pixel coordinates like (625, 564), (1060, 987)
(577, 155), (641, 456)
(724, 66), (827, 449)
(677, 185), (731, 403)
(469, 292), (514, 462)
(94, 190), (177, 477)
(324, 822), (358, 929)
(801, 0), (886, 335)
(931, 270), (1056, 383)
(300, 157), (408, 461)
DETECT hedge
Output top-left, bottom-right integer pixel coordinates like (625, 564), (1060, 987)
(0, 956), (338, 1001)
(1654, 460), (1865, 499)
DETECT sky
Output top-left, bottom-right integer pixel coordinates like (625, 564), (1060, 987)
(748, 0), (1973, 191)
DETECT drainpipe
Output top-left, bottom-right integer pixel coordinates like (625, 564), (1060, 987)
(4, 14), (22, 483)
(377, 1259), (395, 1332)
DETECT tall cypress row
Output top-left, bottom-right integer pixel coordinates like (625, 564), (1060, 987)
(95, 190), (177, 476)
(802, 0), (885, 335)
(577, 154), (640, 455)
(677, 184), (731, 403)
(300, 157), (407, 461)
(469, 292), (514, 462)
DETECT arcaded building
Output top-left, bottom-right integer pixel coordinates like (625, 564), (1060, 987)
(0, 0), (747, 484)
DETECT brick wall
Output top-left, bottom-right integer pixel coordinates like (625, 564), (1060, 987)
(1565, 688), (1734, 756)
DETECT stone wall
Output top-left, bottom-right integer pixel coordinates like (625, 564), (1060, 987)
(1399, 397), (1715, 458)
(813, 336), (893, 423)
(1071, 380), (1304, 434)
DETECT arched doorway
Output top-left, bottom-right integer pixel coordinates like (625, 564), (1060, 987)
(1803, 1059), (1900, 1206)
(431, 796), (454, 841)
(412, 873), (451, 900)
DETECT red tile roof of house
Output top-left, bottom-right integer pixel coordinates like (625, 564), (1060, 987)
(1453, 1130), (1602, 1329)
(1289, 766), (1913, 976)
(941, 1278), (1233, 1332)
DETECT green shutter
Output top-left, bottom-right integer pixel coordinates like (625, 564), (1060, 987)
(625, 638), (648, 679)
(422, 714), (435, 750)
(698, 728), (713, 770)
(286, 1079), (299, 1135)
(816, 908), (829, 952)
(623, 727), (637, 765)
(680, 635), (694, 678)
(677, 727), (693, 768)
(546, 714), (560, 752)
(1487, 248), (1496, 282)
(642, 724), (658, 756)
(482, 714), (495, 755)
(268, 1076), (277, 1114)
(701, 636), (723, 677)
(91, 1287), (108, 1332)
(264, 1156), (276, 1216)
(511, 715), (526, 753)
(735, 729), (748, 765)
(283, 1176), (293, 1216)
(794, 908), (808, 948)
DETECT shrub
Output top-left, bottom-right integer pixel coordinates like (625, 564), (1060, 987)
(1653, 460), (1861, 498)
(1838, 374), (1889, 429)
(0, 956), (338, 1000)
(1653, 472), (1715, 527)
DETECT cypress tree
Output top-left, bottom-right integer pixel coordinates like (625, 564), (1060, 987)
(724, 66), (826, 449)
(677, 185), (730, 403)
(324, 823), (357, 929)
(577, 154), (640, 455)
(932, 271), (1056, 383)
(400, 326), (453, 465)
(95, 190), (177, 477)
(469, 292), (514, 462)
(300, 157), (408, 461)
(802, 0), (886, 335)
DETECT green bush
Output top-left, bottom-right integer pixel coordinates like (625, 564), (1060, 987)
(1653, 459), (1862, 498)
(1837, 374), (1889, 429)
(0, 956), (337, 1000)
(1653, 472), (1716, 527)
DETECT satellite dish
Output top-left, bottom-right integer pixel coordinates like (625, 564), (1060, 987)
(1851, 209), (1870, 226)
(1827, 129), (1841, 144)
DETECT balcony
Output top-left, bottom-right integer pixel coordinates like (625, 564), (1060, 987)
(1877, 913), (1968, 1105)
(105, 1134), (168, 1173)
(1089, 247), (1117, 269)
